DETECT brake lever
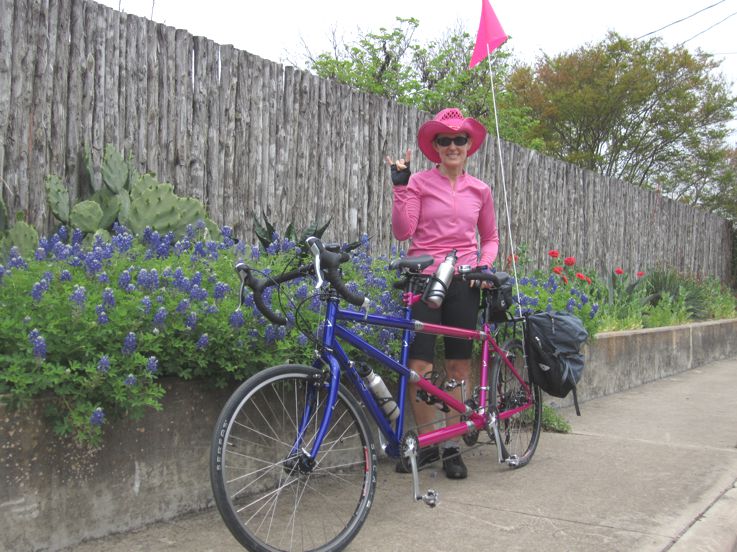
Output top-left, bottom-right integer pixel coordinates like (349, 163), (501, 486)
(308, 240), (324, 289)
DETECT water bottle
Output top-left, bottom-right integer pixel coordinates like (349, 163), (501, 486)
(422, 250), (457, 309)
(356, 363), (399, 421)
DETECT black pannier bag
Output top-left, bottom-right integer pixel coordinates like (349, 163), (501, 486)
(524, 311), (588, 415)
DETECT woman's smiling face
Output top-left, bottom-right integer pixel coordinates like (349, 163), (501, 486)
(432, 133), (471, 169)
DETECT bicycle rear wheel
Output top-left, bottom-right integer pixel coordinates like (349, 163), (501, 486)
(211, 364), (377, 552)
(491, 339), (542, 468)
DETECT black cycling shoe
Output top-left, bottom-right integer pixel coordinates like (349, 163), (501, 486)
(395, 445), (440, 473)
(441, 447), (468, 479)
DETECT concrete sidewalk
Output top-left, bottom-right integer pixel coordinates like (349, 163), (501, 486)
(68, 357), (737, 552)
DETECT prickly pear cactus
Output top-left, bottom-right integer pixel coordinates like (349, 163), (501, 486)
(101, 144), (129, 194)
(121, 176), (215, 237)
(45, 175), (71, 224)
(90, 187), (123, 229)
(6, 220), (39, 257)
(69, 201), (103, 233)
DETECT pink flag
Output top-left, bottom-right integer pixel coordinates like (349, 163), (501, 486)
(469, 0), (508, 68)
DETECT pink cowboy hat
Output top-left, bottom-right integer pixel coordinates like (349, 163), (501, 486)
(417, 108), (487, 164)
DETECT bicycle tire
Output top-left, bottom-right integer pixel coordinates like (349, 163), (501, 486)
(210, 364), (377, 552)
(491, 339), (542, 468)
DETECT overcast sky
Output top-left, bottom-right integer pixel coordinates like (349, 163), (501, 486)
(98, 0), (737, 138)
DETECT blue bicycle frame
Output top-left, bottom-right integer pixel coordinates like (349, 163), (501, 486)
(300, 290), (532, 461)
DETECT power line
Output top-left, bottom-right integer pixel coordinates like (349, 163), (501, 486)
(635, 0), (727, 39)
(679, 10), (737, 45)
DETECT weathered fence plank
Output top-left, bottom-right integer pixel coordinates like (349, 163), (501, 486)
(0, 0), (732, 284)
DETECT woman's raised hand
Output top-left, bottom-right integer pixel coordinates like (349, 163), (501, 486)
(386, 149), (412, 185)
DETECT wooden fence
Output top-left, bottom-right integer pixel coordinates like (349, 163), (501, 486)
(0, 0), (732, 282)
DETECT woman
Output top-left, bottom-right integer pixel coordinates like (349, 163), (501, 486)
(386, 108), (499, 479)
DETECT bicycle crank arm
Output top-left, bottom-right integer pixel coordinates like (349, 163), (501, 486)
(408, 452), (439, 508)
(402, 432), (439, 508)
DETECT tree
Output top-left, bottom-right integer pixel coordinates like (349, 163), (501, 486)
(305, 18), (539, 147)
(506, 32), (737, 195)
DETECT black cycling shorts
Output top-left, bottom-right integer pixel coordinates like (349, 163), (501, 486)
(409, 280), (481, 363)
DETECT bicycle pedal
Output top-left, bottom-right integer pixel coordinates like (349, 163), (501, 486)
(421, 489), (439, 508)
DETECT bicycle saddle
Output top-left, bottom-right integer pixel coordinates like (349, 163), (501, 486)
(389, 255), (434, 272)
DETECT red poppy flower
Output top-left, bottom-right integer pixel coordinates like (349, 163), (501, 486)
(564, 256), (575, 267)
(614, 267), (624, 275)
(552, 266), (564, 275)
(562, 275), (569, 284)
(548, 250), (560, 258)
(585, 276), (592, 284)
(575, 272), (587, 281)
(636, 271), (645, 278)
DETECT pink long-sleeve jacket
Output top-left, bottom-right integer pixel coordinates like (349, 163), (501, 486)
(392, 167), (499, 274)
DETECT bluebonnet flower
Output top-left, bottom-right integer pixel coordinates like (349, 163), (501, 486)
(140, 296), (152, 315)
(60, 269), (72, 282)
(196, 334), (209, 350)
(31, 282), (45, 302)
(97, 271), (110, 283)
(71, 228), (84, 245)
(266, 241), (279, 255)
(590, 303), (600, 319)
(221, 226), (235, 247)
(153, 307), (168, 326)
(90, 407), (105, 427)
(55, 225), (68, 242)
(189, 284), (208, 302)
(0, 264), (5, 282)
(580, 293), (589, 304)
(122, 332), (137, 355)
(146, 356), (158, 374)
(142, 226), (154, 243)
(126, 284), (135, 293)
(8, 247), (28, 270)
(156, 295), (164, 303)
(70, 285), (87, 307)
(84, 253), (103, 275)
(185, 311), (198, 330)
(97, 309), (109, 325)
(213, 282), (230, 300)
(205, 303), (219, 315)
(250, 245), (260, 260)
(297, 334), (309, 347)
(52, 242), (71, 261)
(176, 299), (190, 314)
(124, 374), (137, 386)
(265, 325), (277, 344)
(111, 222), (127, 235)
(97, 355), (111, 373)
(118, 270), (131, 290)
(34, 247), (47, 261)
(102, 288), (115, 308)
(229, 310), (245, 329)
(32, 336), (47, 359)
(295, 284), (309, 301)
(191, 272), (203, 287)
(28, 328), (40, 343)
(112, 231), (134, 253)
(566, 297), (577, 313)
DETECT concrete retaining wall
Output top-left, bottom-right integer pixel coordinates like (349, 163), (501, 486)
(2, 319), (736, 551)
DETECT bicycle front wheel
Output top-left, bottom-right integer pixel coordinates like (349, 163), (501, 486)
(491, 339), (542, 468)
(210, 364), (377, 552)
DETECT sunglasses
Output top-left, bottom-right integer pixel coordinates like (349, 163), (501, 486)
(435, 136), (469, 147)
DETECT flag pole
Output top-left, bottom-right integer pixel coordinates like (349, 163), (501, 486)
(484, 44), (523, 318)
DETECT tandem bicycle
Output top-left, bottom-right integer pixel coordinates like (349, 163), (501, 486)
(210, 236), (542, 551)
